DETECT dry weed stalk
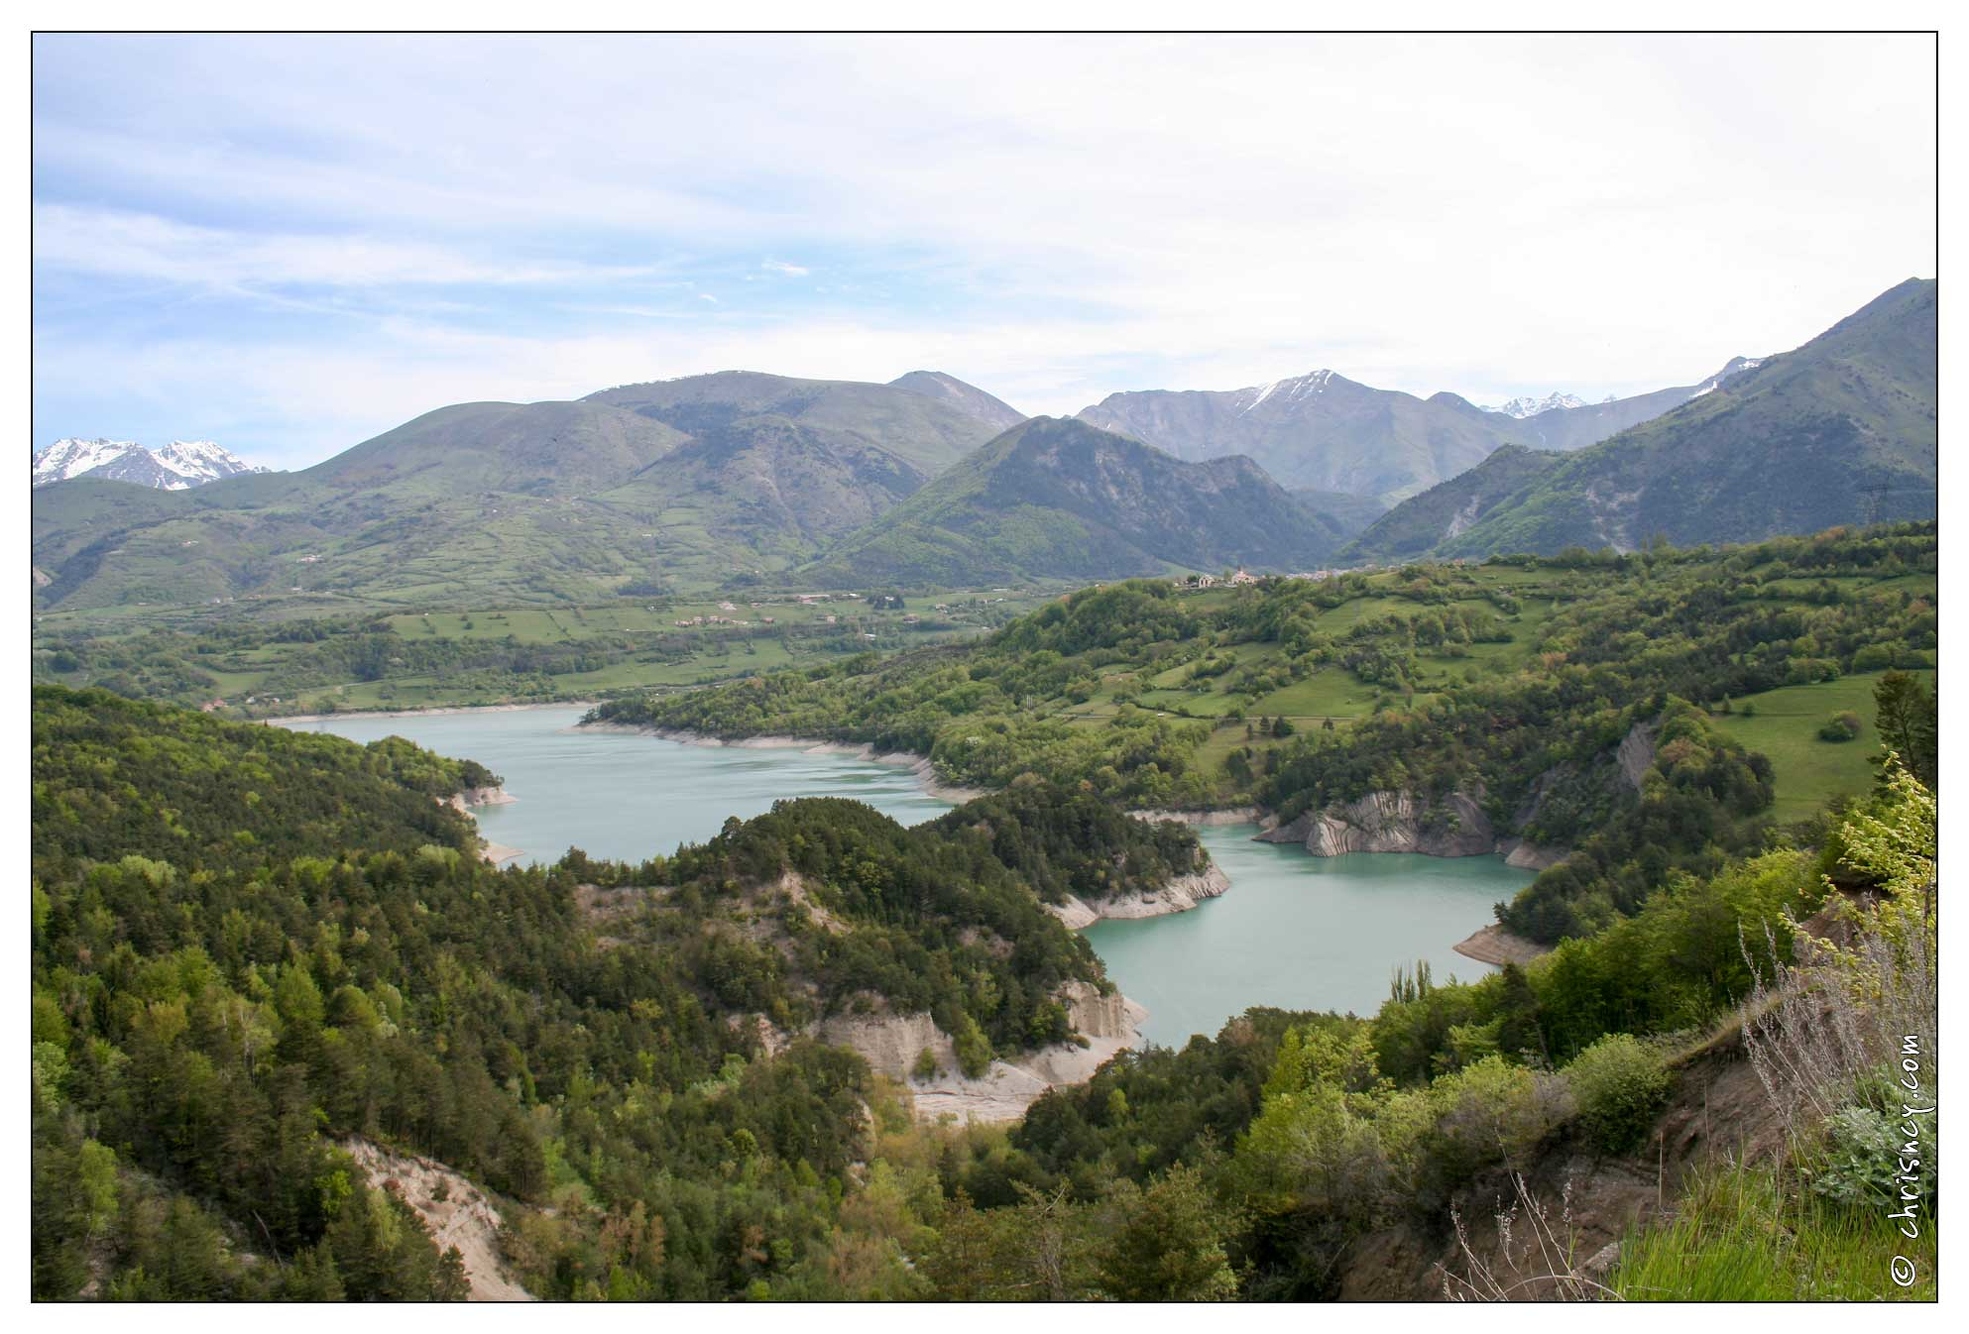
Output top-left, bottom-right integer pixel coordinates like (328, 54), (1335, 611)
(1739, 896), (1936, 1139)
(1437, 1173), (1618, 1302)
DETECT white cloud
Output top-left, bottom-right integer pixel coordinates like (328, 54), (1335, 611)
(31, 204), (662, 293)
(30, 32), (1937, 454)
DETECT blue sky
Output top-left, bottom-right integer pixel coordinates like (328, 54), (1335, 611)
(32, 33), (1936, 470)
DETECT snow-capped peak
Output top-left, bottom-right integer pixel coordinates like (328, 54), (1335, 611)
(1482, 392), (1588, 419)
(1238, 369), (1336, 415)
(154, 439), (264, 483)
(33, 438), (145, 485)
(33, 437), (270, 489)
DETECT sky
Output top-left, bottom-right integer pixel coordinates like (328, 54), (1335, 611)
(31, 32), (1938, 470)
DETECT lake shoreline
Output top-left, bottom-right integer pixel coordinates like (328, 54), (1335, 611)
(585, 725), (1505, 960)
(276, 700), (599, 726)
(584, 724), (995, 804)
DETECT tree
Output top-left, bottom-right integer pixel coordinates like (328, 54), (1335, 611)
(1095, 1163), (1239, 1300)
(1873, 671), (1936, 788)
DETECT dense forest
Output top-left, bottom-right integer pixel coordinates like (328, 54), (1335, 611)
(33, 676), (1936, 1300)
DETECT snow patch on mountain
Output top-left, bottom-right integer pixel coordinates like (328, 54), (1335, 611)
(1482, 392), (1589, 418)
(154, 440), (263, 484)
(1684, 356), (1766, 402)
(1238, 369), (1336, 416)
(33, 438), (270, 489)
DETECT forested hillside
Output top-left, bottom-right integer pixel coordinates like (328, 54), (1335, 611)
(600, 523), (1936, 942)
(34, 684), (1934, 1300)
(30, 686), (1206, 1299)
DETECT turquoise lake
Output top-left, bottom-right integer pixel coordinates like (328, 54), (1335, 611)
(285, 706), (1528, 1047)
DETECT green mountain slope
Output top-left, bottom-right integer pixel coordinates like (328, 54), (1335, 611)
(586, 417), (937, 577)
(1439, 279), (1937, 557)
(807, 417), (1344, 587)
(300, 399), (689, 496)
(585, 369), (995, 476)
(888, 370), (1028, 434)
(1339, 445), (1565, 563)
(32, 370), (1016, 612)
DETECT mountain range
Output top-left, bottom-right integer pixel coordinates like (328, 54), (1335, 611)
(29, 280), (1938, 611)
(1072, 357), (1761, 502)
(32, 438), (268, 490)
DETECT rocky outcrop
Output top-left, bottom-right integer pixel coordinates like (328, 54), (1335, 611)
(1452, 923), (1552, 967)
(1044, 864), (1232, 928)
(1497, 837), (1571, 871)
(819, 1009), (950, 1077)
(1045, 896), (1102, 930)
(1058, 979), (1140, 1040)
(446, 785), (514, 812)
(815, 982), (1148, 1124)
(340, 1138), (533, 1301)
(1131, 806), (1262, 826)
(1265, 789), (1496, 858)
(1078, 866), (1232, 921)
(1616, 721), (1659, 792)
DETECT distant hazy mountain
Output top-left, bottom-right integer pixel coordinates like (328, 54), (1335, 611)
(1075, 359), (1761, 502)
(1075, 369), (1508, 501)
(807, 417), (1345, 587)
(888, 370), (1028, 434)
(1287, 488), (1390, 539)
(1461, 358), (1765, 453)
(1484, 392), (1589, 418)
(33, 438), (269, 490)
(1432, 279), (1936, 558)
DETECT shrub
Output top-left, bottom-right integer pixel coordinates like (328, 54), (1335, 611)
(1805, 1105), (1905, 1209)
(952, 1014), (994, 1079)
(1818, 711), (1862, 742)
(1564, 1034), (1671, 1154)
(912, 1047), (941, 1082)
(1426, 1056), (1574, 1188)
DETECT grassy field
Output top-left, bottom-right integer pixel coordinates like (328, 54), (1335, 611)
(32, 584), (1050, 720)
(379, 593), (1033, 643)
(1712, 670), (1933, 821)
